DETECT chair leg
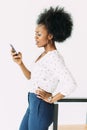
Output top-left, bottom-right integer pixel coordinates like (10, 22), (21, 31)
(53, 104), (58, 130)
(86, 112), (87, 124)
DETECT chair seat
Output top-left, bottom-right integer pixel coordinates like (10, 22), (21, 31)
(58, 125), (87, 130)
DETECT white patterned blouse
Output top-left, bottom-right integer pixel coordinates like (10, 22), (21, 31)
(29, 50), (77, 96)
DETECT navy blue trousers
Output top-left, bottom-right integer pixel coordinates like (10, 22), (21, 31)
(19, 93), (54, 130)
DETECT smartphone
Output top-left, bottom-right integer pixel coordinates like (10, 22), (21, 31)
(10, 44), (17, 53)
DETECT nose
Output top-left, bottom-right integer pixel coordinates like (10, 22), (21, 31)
(35, 35), (38, 41)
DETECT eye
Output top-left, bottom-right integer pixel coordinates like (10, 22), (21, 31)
(37, 33), (41, 36)
(35, 32), (42, 37)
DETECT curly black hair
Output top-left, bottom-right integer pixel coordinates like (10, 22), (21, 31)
(36, 6), (73, 42)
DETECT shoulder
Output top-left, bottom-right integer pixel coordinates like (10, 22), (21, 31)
(48, 50), (65, 65)
(45, 50), (66, 72)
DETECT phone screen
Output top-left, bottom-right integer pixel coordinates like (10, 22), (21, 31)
(10, 44), (17, 53)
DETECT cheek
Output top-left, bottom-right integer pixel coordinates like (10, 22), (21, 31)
(41, 39), (48, 46)
(40, 37), (48, 43)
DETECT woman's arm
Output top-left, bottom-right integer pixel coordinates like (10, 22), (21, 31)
(19, 61), (31, 79)
(35, 88), (64, 103)
(49, 93), (65, 103)
(11, 51), (31, 79)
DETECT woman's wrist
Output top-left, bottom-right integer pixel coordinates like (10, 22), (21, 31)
(48, 96), (53, 102)
(49, 93), (65, 103)
(19, 61), (23, 66)
(47, 96), (55, 103)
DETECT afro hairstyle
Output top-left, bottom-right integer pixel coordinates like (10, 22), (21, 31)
(36, 6), (73, 42)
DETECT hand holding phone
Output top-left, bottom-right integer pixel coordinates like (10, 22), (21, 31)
(10, 44), (22, 65)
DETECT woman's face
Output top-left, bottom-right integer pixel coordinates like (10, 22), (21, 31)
(35, 24), (52, 47)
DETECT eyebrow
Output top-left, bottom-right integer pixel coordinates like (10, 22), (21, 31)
(35, 31), (41, 33)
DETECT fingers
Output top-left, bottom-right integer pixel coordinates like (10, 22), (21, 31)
(37, 94), (52, 104)
(11, 51), (21, 58)
(35, 88), (53, 104)
(11, 50), (22, 65)
(36, 89), (46, 98)
(35, 87), (52, 99)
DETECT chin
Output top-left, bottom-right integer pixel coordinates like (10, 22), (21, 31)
(37, 44), (43, 48)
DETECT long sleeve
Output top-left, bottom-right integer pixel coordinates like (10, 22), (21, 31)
(54, 56), (77, 96)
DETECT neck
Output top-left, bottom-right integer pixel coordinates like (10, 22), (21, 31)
(44, 42), (57, 53)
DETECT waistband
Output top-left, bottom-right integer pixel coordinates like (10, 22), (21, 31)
(28, 92), (54, 105)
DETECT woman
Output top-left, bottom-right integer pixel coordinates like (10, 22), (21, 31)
(11, 6), (77, 130)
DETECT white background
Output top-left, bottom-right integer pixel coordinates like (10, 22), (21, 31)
(0, 0), (87, 129)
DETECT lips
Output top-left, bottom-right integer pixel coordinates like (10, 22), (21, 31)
(36, 41), (39, 44)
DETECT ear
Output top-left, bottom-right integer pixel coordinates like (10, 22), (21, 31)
(48, 34), (53, 40)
